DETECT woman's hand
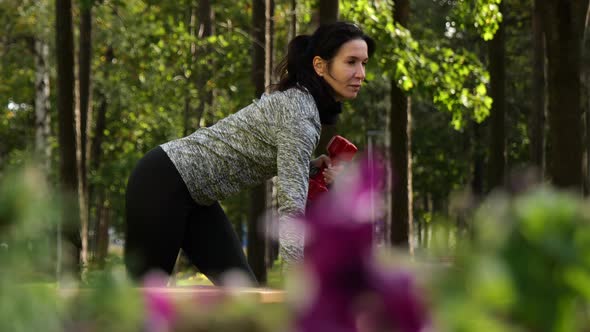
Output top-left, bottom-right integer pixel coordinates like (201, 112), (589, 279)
(311, 154), (331, 170)
(322, 164), (344, 185)
(311, 155), (343, 185)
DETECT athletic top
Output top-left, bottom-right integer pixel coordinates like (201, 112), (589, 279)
(161, 87), (321, 264)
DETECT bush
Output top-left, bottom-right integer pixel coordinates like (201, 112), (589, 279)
(2, 161), (590, 332)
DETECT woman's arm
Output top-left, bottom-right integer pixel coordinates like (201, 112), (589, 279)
(275, 119), (319, 264)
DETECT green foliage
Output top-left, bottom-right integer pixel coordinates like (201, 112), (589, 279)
(170, 299), (287, 332)
(449, 0), (503, 41)
(0, 104), (34, 171)
(0, 164), (60, 280)
(0, 163), (143, 332)
(0, 283), (63, 332)
(65, 270), (144, 332)
(432, 187), (590, 331)
(3, 161), (590, 331)
(501, 190), (590, 330)
(0, 0), (41, 165)
(503, 0), (534, 166)
(412, 103), (473, 208)
(342, 0), (493, 130)
(0, 164), (60, 332)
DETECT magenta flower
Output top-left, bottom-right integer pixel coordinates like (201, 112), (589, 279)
(369, 268), (429, 332)
(296, 153), (430, 332)
(142, 272), (177, 332)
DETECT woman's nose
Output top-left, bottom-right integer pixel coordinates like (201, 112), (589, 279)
(355, 64), (366, 80)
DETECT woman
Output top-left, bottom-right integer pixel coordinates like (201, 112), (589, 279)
(124, 21), (375, 285)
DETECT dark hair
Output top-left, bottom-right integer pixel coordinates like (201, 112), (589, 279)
(272, 22), (376, 124)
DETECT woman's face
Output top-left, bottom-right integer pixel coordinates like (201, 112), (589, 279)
(313, 39), (369, 101)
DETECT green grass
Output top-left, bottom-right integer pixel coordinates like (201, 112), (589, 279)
(86, 251), (287, 288)
(174, 260), (286, 288)
(266, 261), (286, 289)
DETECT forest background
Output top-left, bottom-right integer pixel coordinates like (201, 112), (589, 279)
(1, 0), (589, 285)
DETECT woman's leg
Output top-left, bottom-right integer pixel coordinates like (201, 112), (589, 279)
(124, 146), (191, 281)
(181, 203), (258, 286)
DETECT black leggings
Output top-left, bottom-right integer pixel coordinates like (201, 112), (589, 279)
(124, 146), (256, 285)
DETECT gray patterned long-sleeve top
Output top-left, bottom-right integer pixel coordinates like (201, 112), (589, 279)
(160, 87), (321, 264)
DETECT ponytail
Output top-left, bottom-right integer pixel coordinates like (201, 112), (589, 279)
(273, 35), (313, 92)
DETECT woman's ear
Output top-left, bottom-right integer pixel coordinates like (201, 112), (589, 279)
(313, 56), (325, 77)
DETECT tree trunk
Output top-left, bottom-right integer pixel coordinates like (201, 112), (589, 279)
(539, 0), (589, 190)
(289, 0), (297, 41)
(248, 0), (267, 284)
(416, 199), (423, 248)
(487, 3), (506, 190)
(30, 30), (57, 277)
(184, 4), (197, 136)
(265, 0), (275, 87)
(78, 2), (92, 196)
(319, 0), (338, 25)
(34, 37), (51, 173)
(90, 97), (108, 264)
(89, 46), (112, 264)
(530, 0), (547, 178)
(93, 190), (109, 267)
(582, 5), (590, 195)
(56, 0), (81, 277)
(471, 122), (485, 197)
(78, 0), (93, 266)
(184, 89), (191, 135)
(197, 0), (213, 42)
(195, 0), (213, 128)
(248, 184), (267, 284)
(389, 0), (412, 251)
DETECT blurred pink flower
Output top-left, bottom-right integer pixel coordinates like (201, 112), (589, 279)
(142, 272), (176, 332)
(297, 153), (430, 332)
